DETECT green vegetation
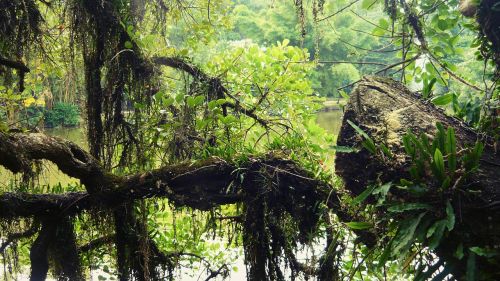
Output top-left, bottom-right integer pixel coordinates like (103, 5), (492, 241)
(19, 103), (80, 128)
(0, 0), (498, 280)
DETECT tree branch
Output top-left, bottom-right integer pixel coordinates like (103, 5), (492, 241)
(0, 221), (40, 252)
(0, 132), (346, 220)
(152, 56), (288, 129)
(78, 235), (115, 253)
(0, 132), (110, 193)
(0, 57), (30, 73)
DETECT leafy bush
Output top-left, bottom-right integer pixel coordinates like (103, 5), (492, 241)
(21, 105), (45, 128)
(44, 102), (80, 127)
(350, 122), (490, 279)
(19, 102), (80, 128)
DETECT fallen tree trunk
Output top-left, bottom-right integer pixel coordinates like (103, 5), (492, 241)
(335, 76), (500, 279)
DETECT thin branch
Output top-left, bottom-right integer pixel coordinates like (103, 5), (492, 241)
(0, 222), (40, 252)
(153, 56), (289, 130)
(317, 0), (361, 22)
(337, 54), (421, 91)
(0, 57), (30, 73)
(399, 0), (428, 49)
(78, 235), (115, 253)
(428, 53), (484, 92)
(317, 61), (388, 66)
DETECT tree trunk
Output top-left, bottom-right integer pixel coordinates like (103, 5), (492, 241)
(335, 76), (500, 278)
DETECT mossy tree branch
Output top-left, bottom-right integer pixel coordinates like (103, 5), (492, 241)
(0, 131), (346, 220)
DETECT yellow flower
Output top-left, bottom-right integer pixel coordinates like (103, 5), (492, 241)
(23, 96), (45, 107)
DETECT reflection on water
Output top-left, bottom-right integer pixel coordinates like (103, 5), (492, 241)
(316, 109), (343, 134)
(46, 127), (88, 149)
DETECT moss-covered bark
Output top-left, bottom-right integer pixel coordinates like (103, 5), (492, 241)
(336, 76), (500, 279)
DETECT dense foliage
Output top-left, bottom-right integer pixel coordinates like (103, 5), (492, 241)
(0, 0), (498, 280)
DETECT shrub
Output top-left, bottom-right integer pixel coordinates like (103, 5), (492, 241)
(44, 102), (80, 127)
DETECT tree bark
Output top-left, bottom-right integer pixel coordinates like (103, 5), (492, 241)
(0, 131), (346, 219)
(335, 75), (500, 278)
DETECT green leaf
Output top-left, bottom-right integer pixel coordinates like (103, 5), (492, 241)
(387, 203), (432, 213)
(0, 121), (8, 132)
(400, 179), (414, 186)
(436, 122), (446, 151)
(378, 18), (389, 30)
(346, 221), (372, 230)
(447, 127), (457, 174)
(423, 78), (437, 99)
(124, 41), (133, 49)
(347, 120), (377, 153)
(330, 145), (359, 153)
(379, 143), (393, 158)
(373, 182), (392, 204)
(362, 0), (376, 9)
(432, 94), (454, 106)
(163, 97), (174, 107)
(392, 212), (426, 255)
(402, 134), (415, 158)
(221, 115), (238, 124)
(378, 239), (393, 267)
(175, 93), (184, 103)
(433, 148), (445, 181)
(347, 120), (370, 139)
(216, 98), (227, 105)
(469, 247), (499, 258)
(466, 252), (476, 281)
(186, 96), (196, 107)
(154, 90), (164, 100)
(441, 176), (451, 189)
(445, 127), (456, 153)
(362, 139), (377, 154)
(208, 100), (218, 110)
(194, 95), (205, 106)
(339, 90), (350, 100)
(445, 201), (455, 231)
(352, 185), (376, 205)
(427, 220), (446, 250)
(455, 243), (464, 260)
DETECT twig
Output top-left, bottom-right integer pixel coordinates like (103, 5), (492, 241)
(337, 54), (421, 91)
(0, 57), (30, 73)
(428, 53), (483, 92)
(0, 222), (40, 252)
(317, 0), (360, 22)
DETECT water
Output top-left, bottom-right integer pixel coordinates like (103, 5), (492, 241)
(45, 126), (88, 149)
(316, 109), (343, 134)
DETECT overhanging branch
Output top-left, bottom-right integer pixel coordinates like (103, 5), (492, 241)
(0, 132), (109, 193)
(0, 57), (30, 73)
(0, 131), (345, 220)
(152, 56), (285, 129)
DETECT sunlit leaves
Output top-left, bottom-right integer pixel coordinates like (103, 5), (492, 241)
(431, 93), (454, 106)
(346, 221), (372, 230)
